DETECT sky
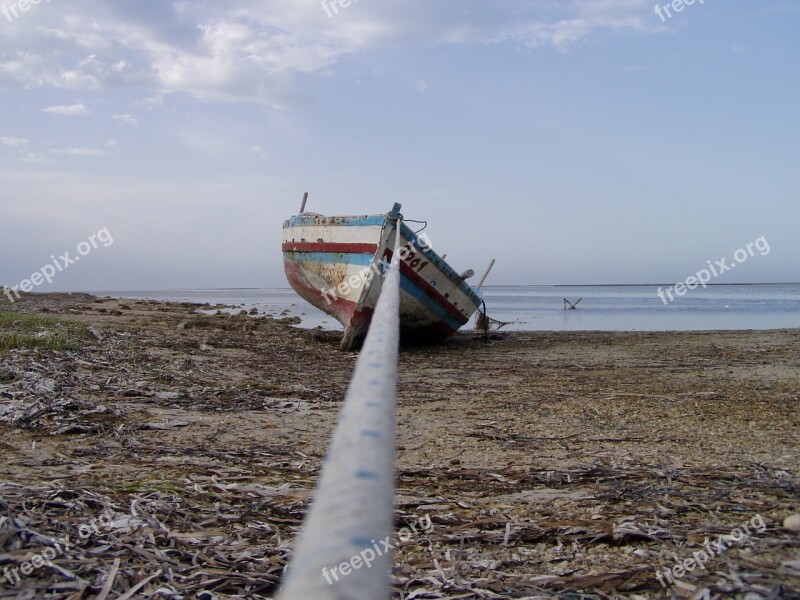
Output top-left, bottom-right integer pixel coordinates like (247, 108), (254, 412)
(1, 0), (798, 292)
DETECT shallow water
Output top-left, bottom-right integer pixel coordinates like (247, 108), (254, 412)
(94, 283), (800, 332)
(478, 284), (800, 331)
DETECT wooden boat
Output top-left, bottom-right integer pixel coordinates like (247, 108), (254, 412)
(282, 202), (485, 350)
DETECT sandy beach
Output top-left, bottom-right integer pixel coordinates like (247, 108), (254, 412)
(1, 293), (798, 599)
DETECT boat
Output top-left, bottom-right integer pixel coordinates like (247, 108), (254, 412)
(282, 201), (485, 350)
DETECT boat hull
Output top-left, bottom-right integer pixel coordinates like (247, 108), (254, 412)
(282, 205), (482, 349)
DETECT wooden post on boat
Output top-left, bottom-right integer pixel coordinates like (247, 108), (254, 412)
(299, 192), (309, 213)
(278, 220), (403, 600)
(477, 259), (496, 289)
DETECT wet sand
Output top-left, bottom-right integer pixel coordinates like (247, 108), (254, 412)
(1, 293), (798, 598)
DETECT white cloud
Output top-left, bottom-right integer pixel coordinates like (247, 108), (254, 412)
(1, 1), (655, 106)
(54, 147), (108, 157)
(135, 95), (164, 110)
(20, 152), (50, 164)
(113, 113), (139, 127)
(42, 103), (91, 116)
(1, 136), (29, 147)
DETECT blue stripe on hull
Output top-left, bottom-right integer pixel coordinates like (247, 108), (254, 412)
(283, 251), (374, 267)
(399, 277), (464, 332)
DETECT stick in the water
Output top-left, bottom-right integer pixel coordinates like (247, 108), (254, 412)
(477, 259), (496, 289)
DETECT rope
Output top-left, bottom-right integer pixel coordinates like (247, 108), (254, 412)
(402, 218), (427, 234)
(278, 218), (403, 600)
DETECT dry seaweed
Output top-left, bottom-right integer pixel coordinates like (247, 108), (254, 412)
(1, 293), (798, 599)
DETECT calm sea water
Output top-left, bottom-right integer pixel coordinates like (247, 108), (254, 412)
(94, 284), (800, 332)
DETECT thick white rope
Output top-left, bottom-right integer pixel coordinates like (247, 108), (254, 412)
(278, 219), (403, 600)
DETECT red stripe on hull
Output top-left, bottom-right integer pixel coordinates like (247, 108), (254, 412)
(282, 242), (378, 254)
(384, 249), (473, 325)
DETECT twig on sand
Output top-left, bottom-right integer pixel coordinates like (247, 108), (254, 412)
(115, 571), (161, 600)
(95, 557), (120, 600)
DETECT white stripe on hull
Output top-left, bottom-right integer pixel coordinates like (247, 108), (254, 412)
(283, 224), (382, 244)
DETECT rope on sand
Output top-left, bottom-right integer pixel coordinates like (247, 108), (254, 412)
(278, 218), (403, 600)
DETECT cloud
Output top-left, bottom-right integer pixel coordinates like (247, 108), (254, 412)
(112, 113), (139, 127)
(53, 147), (108, 157)
(134, 95), (164, 110)
(0, 1), (655, 107)
(42, 103), (91, 116)
(1, 136), (29, 147)
(520, 14), (649, 51)
(20, 152), (50, 164)
(0, 136), (50, 163)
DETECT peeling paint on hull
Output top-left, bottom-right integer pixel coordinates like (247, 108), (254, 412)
(282, 204), (483, 350)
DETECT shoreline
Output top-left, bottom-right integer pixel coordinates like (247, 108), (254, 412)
(1, 293), (798, 598)
(78, 285), (800, 334)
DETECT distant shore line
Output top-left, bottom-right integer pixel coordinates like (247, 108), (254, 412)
(4, 282), (798, 297)
(68, 281), (800, 295)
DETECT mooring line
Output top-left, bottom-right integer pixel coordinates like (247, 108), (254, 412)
(278, 218), (403, 600)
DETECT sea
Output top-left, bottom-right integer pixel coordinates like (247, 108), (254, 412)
(94, 284), (800, 332)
